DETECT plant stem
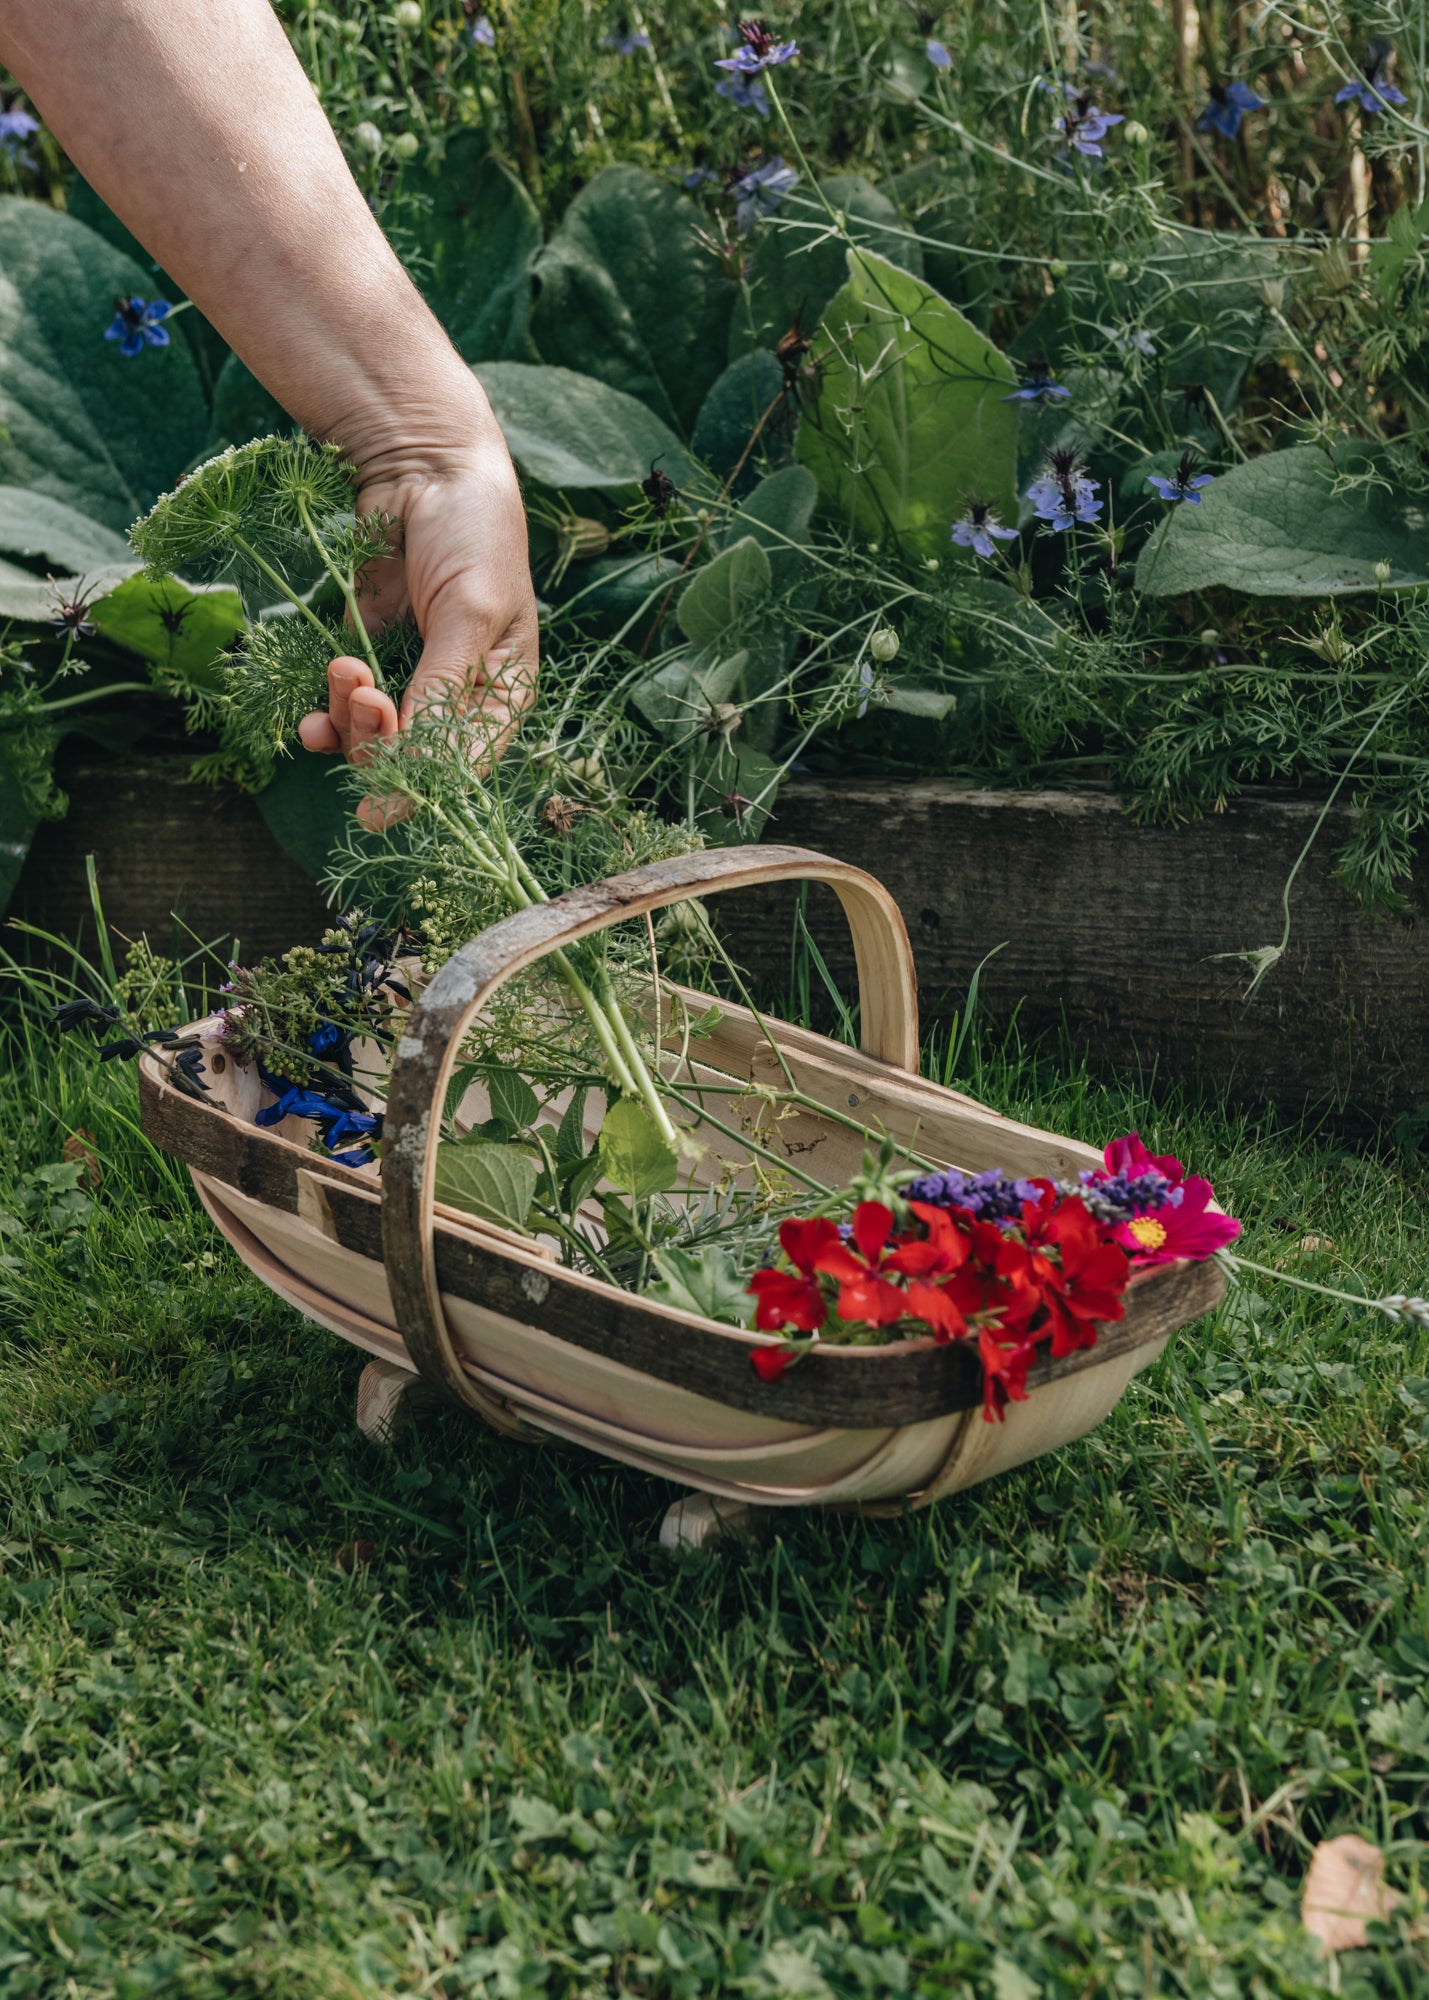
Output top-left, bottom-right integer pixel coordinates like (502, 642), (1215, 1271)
(294, 494), (384, 687)
(229, 531), (340, 649)
(4, 682), (152, 726)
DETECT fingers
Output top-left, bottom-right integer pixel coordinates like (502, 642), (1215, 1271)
(327, 656), (374, 745)
(348, 685), (400, 762)
(399, 593), (541, 764)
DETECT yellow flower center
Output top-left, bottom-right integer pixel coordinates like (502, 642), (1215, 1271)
(1128, 1216), (1168, 1251)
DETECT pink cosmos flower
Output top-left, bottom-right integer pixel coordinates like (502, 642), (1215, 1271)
(1103, 1130), (1184, 1182)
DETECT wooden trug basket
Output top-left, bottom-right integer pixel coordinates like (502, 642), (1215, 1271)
(138, 845), (1222, 1547)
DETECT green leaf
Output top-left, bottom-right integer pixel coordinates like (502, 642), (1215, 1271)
(571, 551), (685, 623)
(255, 752), (350, 881)
(530, 165), (732, 434)
(630, 649), (747, 742)
(1136, 445), (1429, 597)
(473, 361), (699, 493)
(726, 464), (819, 594)
(433, 1137), (539, 1232)
(485, 1067), (539, 1134)
(598, 1097), (678, 1199)
(90, 573), (245, 686)
(411, 138), (542, 362)
(690, 350), (788, 489)
(677, 537), (772, 649)
(206, 353), (290, 454)
(0, 741), (38, 914)
(0, 557), (133, 622)
(0, 199), (208, 531)
(646, 1245), (752, 1326)
(734, 175), (925, 358)
(798, 250), (1018, 561)
(0, 487), (132, 572)
(556, 1087), (594, 1163)
(878, 682), (957, 719)
(694, 740), (782, 842)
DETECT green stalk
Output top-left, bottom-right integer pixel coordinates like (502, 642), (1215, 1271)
(763, 73), (846, 233)
(294, 493), (384, 687)
(229, 530), (341, 649)
(6, 682), (151, 725)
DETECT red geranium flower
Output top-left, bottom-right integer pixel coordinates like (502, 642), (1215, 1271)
(893, 1202), (975, 1279)
(747, 1215), (839, 1332)
(978, 1326), (1036, 1422)
(751, 1344), (796, 1382)
(1115, 1176), (1240, 1264)
(1041, 1198), (1130, 1356)
(814, 1200), (908, 1326)
(903, 1279), (968, 1342)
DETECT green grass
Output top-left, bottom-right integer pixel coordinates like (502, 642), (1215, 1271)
(1, 1004), (1427, 2000)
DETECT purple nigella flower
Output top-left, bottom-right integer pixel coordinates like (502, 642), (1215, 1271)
(716, 70), (771, 114)
(1004, 353), (1071, 402)
(1028, 448), (1102, 530)
(951, 501), (1019, 558)
(464, 10), (495, 47)
(926, 39), (952, 72)
(729, 156), (798, 232)
(1335, 70), (1406, 116)
(104, 296), (171, 358)
(1059, 87), (1124, 156)
(1101, 323), (1156, 358)
(1197, 80), (1265, 138)
(1147, 452), (1216, 504)
(716, 19), (798, 76)
(603, 27), (652, 53)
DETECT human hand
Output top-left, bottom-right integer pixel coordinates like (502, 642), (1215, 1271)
(296, 415), (539, 829)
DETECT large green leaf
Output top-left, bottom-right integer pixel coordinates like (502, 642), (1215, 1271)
(677, 537), (772, 648)
(0, 557), (133, 622)
(690, 350), (789, 489)
(797, 250), (1018, 560)
(255, 751), (351, 880)
(732, 176), (925, 359)
(0, 200), (208, 531)
(726, 465), (818, 594)
(1136, 446), (1429, 597)
(207, 353), (290, 454)
(473, 361), (699, 492)
(646, 1244), (752, 1326)
(630, 649), (748, 742)
(411, 137), (541, 363)
(598, 1097), (678, 1199)
(90, 573), (245, 686)
(530, 165), (733, 435)
(0, 487), (132, 572)
(67, 177), (230, 398)
(433, 1136), (539, 1232)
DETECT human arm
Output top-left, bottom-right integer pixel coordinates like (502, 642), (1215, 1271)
(0, 0), (537, 802)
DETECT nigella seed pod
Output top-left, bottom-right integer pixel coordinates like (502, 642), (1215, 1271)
(557, 517), (612, 563)
(869, 628), (900, 662)
(394, 0), (423, 26)
(353, 120), (384, 155)
(390, 131), (420, 161)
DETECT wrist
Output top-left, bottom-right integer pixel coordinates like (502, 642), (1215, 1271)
(319, 346), (517, 495)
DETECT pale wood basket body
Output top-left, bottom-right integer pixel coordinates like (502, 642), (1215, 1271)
(138, 845), (1222, 1518)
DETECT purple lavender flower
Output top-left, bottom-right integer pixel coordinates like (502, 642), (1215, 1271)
(1004, 353), (1071, 403)
(951, 502), (1019, 559)
(1146, 452), (1216, 505)
(716, 70), (771, 115)
(0, 100), (39, 169)
(1028, 448), (1102, 530)
(1075, 1166), (1178, 1223)
(716, 19), (798, 76)
(603, 27), (652, 54)
(926, 39), (952, 72)
(903, 1168), (1041, 1226)
(729, 156), (798, 233)
(1059, 87), (1124, 157)
(104, 296), (171, 358)
(1197, 80), (1264, 138)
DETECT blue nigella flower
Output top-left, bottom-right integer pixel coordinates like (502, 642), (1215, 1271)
(926, 39), (952, 72)
(0, 101), (39, 169)
(464, 8), (495, 47)
(1146, 452), (1216, 504)
(1004, 353), (1071, 402)
(104, 296), (171, 358)
(1197, 80), (1264, 138)
(255, 1071), (383, 1169)
(683, 166), (722, 189)
(716, 70), (771, 114)
(716, 19), (798, 77)
(1028, 448), (1103, 530)
(951, 501), (1019, 558)
(1335, 43), (1406, 117)
(603, 27), (652, 54)
(729, 156), (798, 233)
(1100, 323), (1156, 358)
(1059, 87), (1124, 157)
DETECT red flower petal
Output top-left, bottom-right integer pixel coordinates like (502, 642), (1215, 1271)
(851, 1200), (895, 1264)
(751, 1345), (795, 1382)
(905, 1280), (967, 1341)
(778, 1215), (842, 1277)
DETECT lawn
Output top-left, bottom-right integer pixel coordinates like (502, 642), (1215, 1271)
(2, 1005), (1426, 1999)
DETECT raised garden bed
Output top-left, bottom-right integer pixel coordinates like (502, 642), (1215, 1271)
(13, 756), (1427, 1132)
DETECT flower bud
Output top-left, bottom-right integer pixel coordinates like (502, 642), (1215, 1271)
(1256, 278), (1286, 312)
(1047, 258), (1069, 281)
(1106, 259), (1130, 283)
(1123, 120), (1150, 145)
(1374, 558), (1392, 584)
(394, 0), (423, 24)
(390, 131), (420, 161)
(340, 17), (364, 40)
(557, 516), (612, 562)
(869, 627), (900, 662)
(352, 121), (384, 155)
(1198, 628), (1219, 646)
